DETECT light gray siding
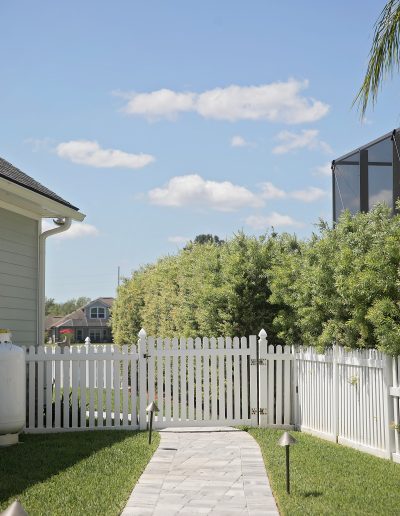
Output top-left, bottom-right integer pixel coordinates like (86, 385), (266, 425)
(0, 207), (38, 346)
(85, 302), (109, 320)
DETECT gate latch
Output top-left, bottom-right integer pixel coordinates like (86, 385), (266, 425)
(252, 408), (268, 415)
(250, 358), (267, 366)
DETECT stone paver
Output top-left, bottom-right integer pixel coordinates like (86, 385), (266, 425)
(121, 428), (278, 516)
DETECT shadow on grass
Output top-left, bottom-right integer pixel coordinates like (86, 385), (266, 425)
(0, 430), (137, 505)
(302, 490), (323, 498)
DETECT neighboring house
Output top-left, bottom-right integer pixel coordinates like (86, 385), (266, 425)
(332, 128), (400, 221)
(0, 156), (84, 346)
(47, 297), (114, 343)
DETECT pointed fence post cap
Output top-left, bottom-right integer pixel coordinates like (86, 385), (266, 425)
(146, 401), (159, 413)
(138, 328), (147, 338)
(258, 329), (267, 338)
(1, 500), (28, 516)
(278, 431), (297, 447)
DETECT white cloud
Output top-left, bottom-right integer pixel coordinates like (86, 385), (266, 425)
(272, 129), (332, 155)
(147, 176), (327, 212)
(290, 186), (327, 202)
(42, 221), (99, 239)
(168, 236), (190, 244)
(231, 135), (250, 147)
(148, 174), (261, 212)
(260, 181), (327, 203)
(121, 80), (329, 124)
(260, 182), (286, 200)
(123, 89), (195, 120)
(314, 161), (332, 177)
(56, 140), (155, 169)
(246, 213), (303, 229)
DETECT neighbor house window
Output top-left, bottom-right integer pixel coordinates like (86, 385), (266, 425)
(89, 330), (101, 342)
(90, 307), (105, 319)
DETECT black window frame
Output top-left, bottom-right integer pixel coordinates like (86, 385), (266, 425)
(333, 129), (400, 221)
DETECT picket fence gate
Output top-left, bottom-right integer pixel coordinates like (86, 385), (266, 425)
(24, 329), (295, 433)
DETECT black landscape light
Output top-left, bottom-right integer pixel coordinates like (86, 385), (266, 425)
(0, 500), (28, 516)
(146, 401), (159, 444)
(278, 431), (297, 494)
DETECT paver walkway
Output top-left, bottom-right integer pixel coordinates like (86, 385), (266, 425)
(121, 427), (278, 516)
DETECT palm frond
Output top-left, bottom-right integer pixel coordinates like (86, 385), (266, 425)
(354, 0), (400, 117)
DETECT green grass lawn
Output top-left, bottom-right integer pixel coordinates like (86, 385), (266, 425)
(0, 430), (159, 516)
(249, 428), (400, 516)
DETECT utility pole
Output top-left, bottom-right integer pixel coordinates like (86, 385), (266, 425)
(117, 266), (120, 289)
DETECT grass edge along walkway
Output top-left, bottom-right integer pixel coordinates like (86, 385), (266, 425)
(249, 428), (400, 516)
(0, 430), (159, 516)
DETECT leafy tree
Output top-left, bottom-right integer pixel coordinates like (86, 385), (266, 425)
(111, 233), (280, 343)
(45, 297), (91, 316)
(111, 270), (146, 344)
(218, 232), (280, 338)
(270, 205), (400, 354)
(112, 206), (400, 354)
(185, 234), (224, 248)
(355, 0), (400, 115)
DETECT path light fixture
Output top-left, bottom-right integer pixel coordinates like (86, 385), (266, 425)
(0, 500), (28, 516)
(146, 401), (159, 444)
(278, 431), (297, 494)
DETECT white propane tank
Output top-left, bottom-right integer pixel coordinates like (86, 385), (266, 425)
(0, 336), (26, 446)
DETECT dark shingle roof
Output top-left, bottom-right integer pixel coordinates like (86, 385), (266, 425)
(0, 156), (79, 211)
(98, 297), (114, 307)
(51, 307), (110, 328)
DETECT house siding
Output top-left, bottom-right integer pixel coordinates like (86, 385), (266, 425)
(0, 207), (38, 346)
(85, 303), (109, 320)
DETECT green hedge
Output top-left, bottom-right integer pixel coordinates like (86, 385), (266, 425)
(112, 204), (400, 354)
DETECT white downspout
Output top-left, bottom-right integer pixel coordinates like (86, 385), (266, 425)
(38, 217), (72, 345)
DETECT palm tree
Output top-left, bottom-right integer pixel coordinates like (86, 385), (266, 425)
(355, 0), (400, 117)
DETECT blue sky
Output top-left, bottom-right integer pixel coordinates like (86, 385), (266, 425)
(1, 1), (399, 301)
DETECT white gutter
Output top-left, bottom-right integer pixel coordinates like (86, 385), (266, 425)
(38, 217), (72, 345)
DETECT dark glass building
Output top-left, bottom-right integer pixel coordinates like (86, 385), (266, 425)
(332, 129), (400, 221)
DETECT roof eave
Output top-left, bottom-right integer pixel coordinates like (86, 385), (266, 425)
(0, 176), (85, 221)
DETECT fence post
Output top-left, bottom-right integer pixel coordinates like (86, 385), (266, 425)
(332, 344), (339, 442)
(383, 353), (395, 459)
(258, 329), (269, 427)
(249, 335), (258, 427)
(292, 345), (298, 428)
(138, 328), (147, 430)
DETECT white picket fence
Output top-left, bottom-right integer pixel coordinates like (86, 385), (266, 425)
(295, 346), (400, 462)
(24, 330), (295, 433)
(24, 329), (400, 462)
(25, 344), (139, 432)
(47, 344), (117, 389)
